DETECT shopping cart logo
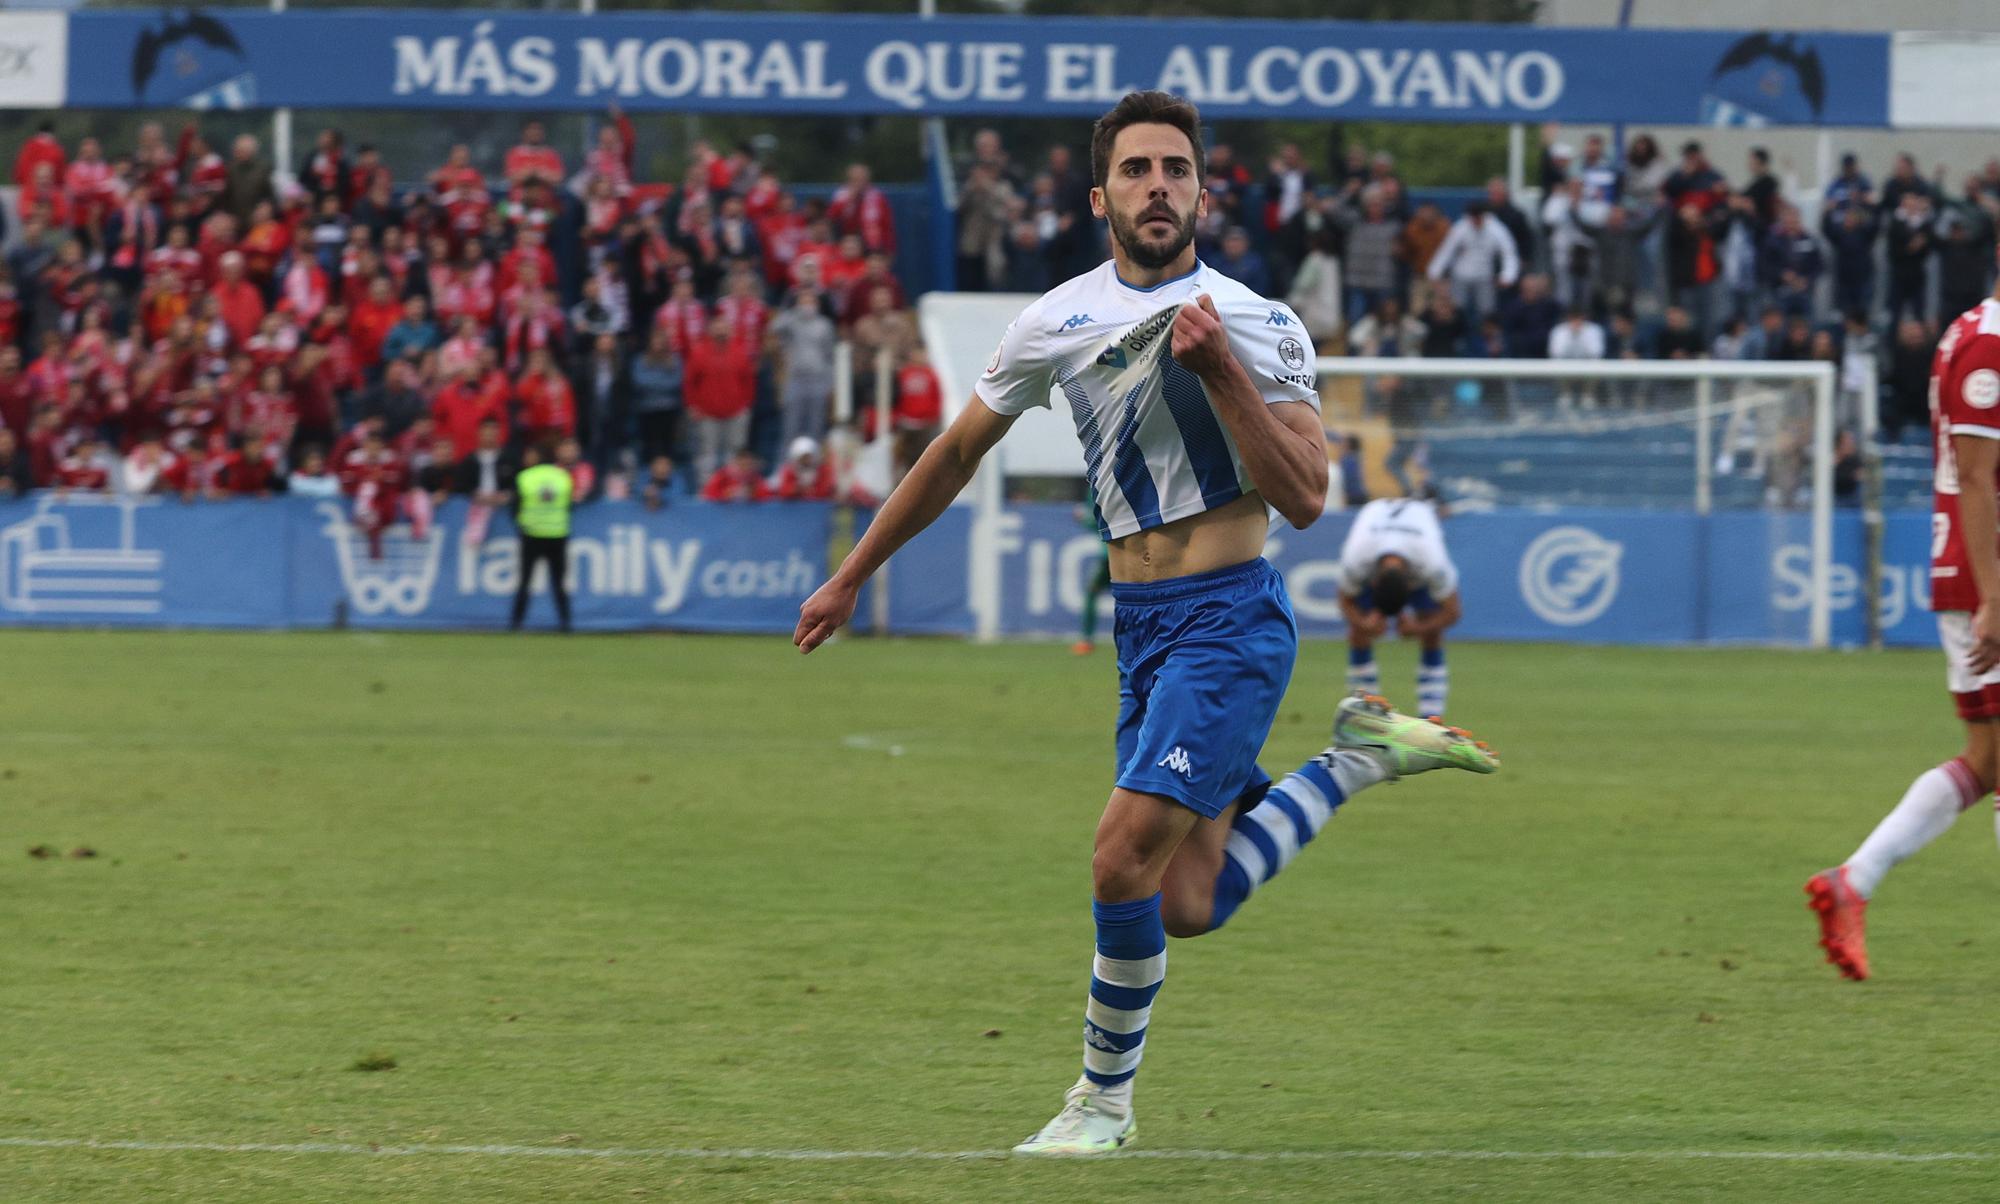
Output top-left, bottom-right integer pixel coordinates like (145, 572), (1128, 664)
(1519, 525), (1622, 627)
(0, 495), (165, 615)
(316, 501), (444, 617)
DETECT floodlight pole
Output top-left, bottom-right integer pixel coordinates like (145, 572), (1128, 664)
(270, 0), (292, 184)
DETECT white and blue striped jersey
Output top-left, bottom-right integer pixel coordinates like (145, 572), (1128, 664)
(1336, 499), (1459, 599)
(974, 260), (1320, 539)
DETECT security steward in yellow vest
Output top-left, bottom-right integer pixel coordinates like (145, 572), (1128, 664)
(510, 447), (574, 633)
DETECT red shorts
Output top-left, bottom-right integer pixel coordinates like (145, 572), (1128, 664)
(1939, 612), (2000, 720)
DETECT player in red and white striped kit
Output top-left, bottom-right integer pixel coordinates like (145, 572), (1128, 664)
(1808, 289), (2000, 980)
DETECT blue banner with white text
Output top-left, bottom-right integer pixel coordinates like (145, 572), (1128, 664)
(0, 494), (829, 632)
(64, 10), (1889, 126)
(881, 503), (1938, 648)
(0, 494), (1940, 645)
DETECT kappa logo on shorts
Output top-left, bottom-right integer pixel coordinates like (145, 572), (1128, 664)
(1157, 746), (1194, 778)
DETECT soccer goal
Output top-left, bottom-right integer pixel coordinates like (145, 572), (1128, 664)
(1315, 355), (1861, 648)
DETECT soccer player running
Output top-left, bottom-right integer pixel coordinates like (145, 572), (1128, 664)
(794, 91), (1498, 1154)
(1337, 496), (1463, 718)
(1808, 284), (2000, 980)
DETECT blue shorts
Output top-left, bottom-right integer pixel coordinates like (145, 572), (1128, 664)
(1355, 585), (1440, 615)
(1112, 558), (1297, 819)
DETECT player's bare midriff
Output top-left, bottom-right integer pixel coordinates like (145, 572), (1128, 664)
(1106, 492), (1270, 583)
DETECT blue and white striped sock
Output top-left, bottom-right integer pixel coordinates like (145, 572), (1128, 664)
(1208, 755), (1388, 931)
(1080, 893), (1165, 1111)
(1416, 646), (1449, 717)
(1346, 645), (1379, 696)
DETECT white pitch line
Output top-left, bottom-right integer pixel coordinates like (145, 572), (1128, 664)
(0, 1137), (1990, 1165)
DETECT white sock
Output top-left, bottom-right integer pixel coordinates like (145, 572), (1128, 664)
(1071, 1072), (1131, 1114)
(1416, 647), (1448, 717)
(1345, 647), (1379, 696)
(1845, 759), (1984, 898)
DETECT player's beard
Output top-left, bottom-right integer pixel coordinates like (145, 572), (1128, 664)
(1107, 199), (1198, 272)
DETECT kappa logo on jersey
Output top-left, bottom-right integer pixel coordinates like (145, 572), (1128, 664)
(1157, 746), (1194, 778)
(1058, 313), (1095, 332)
(1518, 525), (1623, 627)
(1278, 336), (1306, 371)
(1083, 1022), (1121, 1052)
(1966, 368), (2000, 410)
(1265, 309), (1292, 327)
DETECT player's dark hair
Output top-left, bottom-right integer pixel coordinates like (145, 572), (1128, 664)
(1090, 90), (1205, 192)
(1370, 558), (1413, 617)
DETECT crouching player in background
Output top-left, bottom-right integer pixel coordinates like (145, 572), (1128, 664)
(1336, 497), (1462, 718)
(1807, 288), (2000, 980)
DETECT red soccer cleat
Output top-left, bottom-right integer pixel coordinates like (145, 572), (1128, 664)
(1805, 866), (1870, 981)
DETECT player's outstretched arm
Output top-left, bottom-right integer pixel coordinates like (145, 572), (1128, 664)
(794, 398), (1017, 654)
(1171, 295), (1327, 528)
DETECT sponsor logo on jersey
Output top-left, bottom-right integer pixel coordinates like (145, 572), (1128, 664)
(1966, 368), (2000, 409)
(1518, 525), (1623, 626)
(1157, 745), (1194, 778)
(1096, 344), (1129, 369)
(1057, 313), (1095, 332)
(1121, 305), (1181, 357)
(1276, 371), (1317, 389)
(983, 345), (1001, 377)
(1278, 336), (1306, 371)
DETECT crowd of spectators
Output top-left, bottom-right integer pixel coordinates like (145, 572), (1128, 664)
(3, 114), (1988, 520)
(0, 113), (942, 522)
(956, 123), (1998, 448)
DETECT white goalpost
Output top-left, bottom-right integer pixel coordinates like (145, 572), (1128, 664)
(1317, 356), (1847, 648)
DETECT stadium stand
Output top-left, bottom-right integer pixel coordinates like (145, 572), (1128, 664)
(0, 114), (1985, 515)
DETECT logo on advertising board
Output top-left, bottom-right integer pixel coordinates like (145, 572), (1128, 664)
(1703, 32), (1826, 127)
(1518, 525), (1622, 626)
(0, 13), (66, 109)
(130, 10), (256, 110)
(0, 495), (163, 616)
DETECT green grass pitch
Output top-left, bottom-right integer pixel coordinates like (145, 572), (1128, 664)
(4, 630), (1999, 1201)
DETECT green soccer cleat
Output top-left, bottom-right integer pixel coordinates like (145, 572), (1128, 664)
(1330, 693), (1500, 779)
(1012, 1087), (1137, 1156)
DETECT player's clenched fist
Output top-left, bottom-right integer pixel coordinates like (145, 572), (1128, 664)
(1170, 294), (1234, 380)
(794, 576), (858, 654)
